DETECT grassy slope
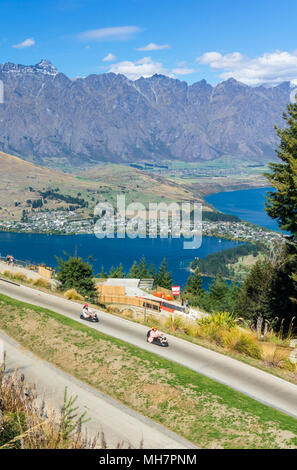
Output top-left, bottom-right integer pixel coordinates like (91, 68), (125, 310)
(0, 151), (101, 220)
(0, 152), (208, 221)
(82, 163), (204, 207)
(1, 293), (297, 449)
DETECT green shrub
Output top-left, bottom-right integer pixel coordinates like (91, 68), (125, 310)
(197, 311), (235, 329)
(56, 256), (97, 300)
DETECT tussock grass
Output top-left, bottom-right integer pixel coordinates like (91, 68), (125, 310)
(1, 270), (49, 289)
(0, 360), (101, 449)
(64, 289), (84, 301)
(120, 308), (135, 319)
(106, 305), (121, 314)
(33, 278), (51, 289)
(261, 343), (296, 371)
(195, 317), (262, 360)
(9, 272), (28, 282)
(2, 270), (28, 282)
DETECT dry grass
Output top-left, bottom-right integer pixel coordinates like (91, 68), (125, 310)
(0, 359), (101, 449)
(64, 289), (84, 301)
(0, 150), (101, 221)
(9, 272), (28, 282)
(1, 270), (35, 286)
(0, 151), (206, 222)
(120, 308), (135, 319)
(2, 270), (28, 281)
(82, 163), (202, 205)
(33, 278), (51, 289)
(261, 343), (296, 371)
(203, 326), (262, 359)
(106, 305), (121, 314)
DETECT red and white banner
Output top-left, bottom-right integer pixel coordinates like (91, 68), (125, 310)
(172, 286), (180, 296)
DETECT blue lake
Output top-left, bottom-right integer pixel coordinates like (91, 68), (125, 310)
(0, 187), (278, 289)
(206, 186), (279, 231)
(0, 232), (240, 289)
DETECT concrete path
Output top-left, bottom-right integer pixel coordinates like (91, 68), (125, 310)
(0, 329), (195, 449)
(0, 279), (297, 419)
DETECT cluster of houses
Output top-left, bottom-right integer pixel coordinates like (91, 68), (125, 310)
(0, 209), (284, 245)
(202, 220), (283, 244)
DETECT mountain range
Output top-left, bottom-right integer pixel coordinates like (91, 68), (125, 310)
(0, 60), (293, 167)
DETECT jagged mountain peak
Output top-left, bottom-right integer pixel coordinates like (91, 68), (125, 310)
(35, 59), (58, 74)
(0, 60), (292, 166)
(0, 59), (59, 76)
(215, 77), (248, 88)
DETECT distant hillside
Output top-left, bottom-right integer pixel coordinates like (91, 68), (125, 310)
(82, 163), (203, 206)
(0, 150), (99, 220)
(0, 60), (292, 167)
(0, 151), (205, 221)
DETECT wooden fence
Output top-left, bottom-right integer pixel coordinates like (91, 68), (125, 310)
(96, 285), (125, 296)
(38, 266), (53, 280)
(99, 294), (160, 312)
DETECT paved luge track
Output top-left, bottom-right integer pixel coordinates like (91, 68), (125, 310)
(1, 280), (297, 419)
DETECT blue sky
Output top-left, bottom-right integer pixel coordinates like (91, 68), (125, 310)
(1, 0), (297, 85)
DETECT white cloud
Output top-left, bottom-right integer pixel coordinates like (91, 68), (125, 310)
(12, 38), (35, 49)
(196, 50), (297, 86)
(78, 26), (141, 42)
(136, 42), (170, 51)
(108, 56), (172, 80)
(103, 53), (116, 62)
(172, 67), (195, 75)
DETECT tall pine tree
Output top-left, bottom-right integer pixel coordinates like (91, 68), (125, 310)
(265, 100), (297, 238)
(56, 256), (97, 300)
(98, 265), (108, 279)
(149, 264), (158, 284)
(263, 99), (297, 332)
(128, 260), (139, 278)
(207, 274), (230, 312)
(138, 255), (149, 279)
(114, 263), (125, 278)
(234, 260), (273, 321)
(157, 257), (172, 290)
(184, 268), (203, 296)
